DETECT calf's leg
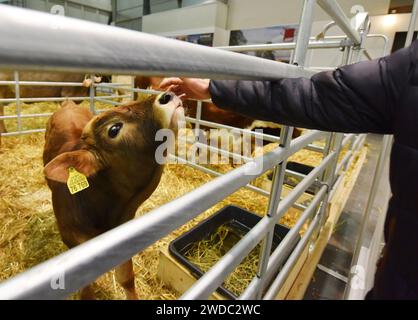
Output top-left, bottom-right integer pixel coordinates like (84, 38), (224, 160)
(116, 259), (138, 300)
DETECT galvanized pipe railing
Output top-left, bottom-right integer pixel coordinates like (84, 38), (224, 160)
(169, 154), (309, 212)
(0, 95), (128, 103)
(217, 40), (346, 52)
(254, 0), (314, 299)
(240, 185), (328, 299)
(181, 151), (336, 300)
(0, 0), (371, 300)
(0, 5), (315, 80)
(0, 81), (86, 86)
(317, 0), (362, 45)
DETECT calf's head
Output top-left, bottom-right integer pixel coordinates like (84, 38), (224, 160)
(44, 92), (184, 183)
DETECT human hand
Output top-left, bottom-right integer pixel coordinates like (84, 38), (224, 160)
(159, 78), (211, 101)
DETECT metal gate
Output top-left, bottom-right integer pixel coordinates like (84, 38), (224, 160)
(0, 0), (394, 300)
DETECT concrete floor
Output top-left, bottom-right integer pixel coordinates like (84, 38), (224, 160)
(304, 134), (391, 300)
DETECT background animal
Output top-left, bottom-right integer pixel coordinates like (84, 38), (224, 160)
(0, 71), (90, 138)
(43, 92), (184, 299)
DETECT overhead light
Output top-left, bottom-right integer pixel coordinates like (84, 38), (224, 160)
(383, 14), (397, 27)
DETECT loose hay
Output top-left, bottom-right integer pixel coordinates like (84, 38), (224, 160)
(183, 223), (262, 297)
(0, 101), (364, 299)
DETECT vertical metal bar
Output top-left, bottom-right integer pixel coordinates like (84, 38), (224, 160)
(289, 49), (295, 64)
(14, 71), (22, 132)
(131, 76), (135, 101)
(194, 100), (202, 138)
(320, 133), (343, 210)
(293, 0), (316, 66)
(254, 0), (315, 299)
(405, 0), (418, 47)
(255, 127), (293, 299)
(311, 132), (342, 244)
(344, 135), (356, 171)
(89, 74), (95, 114)
(263, 203), (323, 299)
(340, 45), (351, 67)
(320, 132), (334, 181)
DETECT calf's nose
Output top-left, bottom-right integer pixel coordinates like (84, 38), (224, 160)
(158, 92), (174, 105)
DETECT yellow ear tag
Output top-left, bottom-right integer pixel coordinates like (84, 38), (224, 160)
(67, 167), (90, 195)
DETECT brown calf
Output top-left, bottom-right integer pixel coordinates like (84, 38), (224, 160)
(0, 72), (90, 144)
(43, 92), (184, 299)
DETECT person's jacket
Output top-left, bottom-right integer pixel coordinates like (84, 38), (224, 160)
(209, 40), (418, 299)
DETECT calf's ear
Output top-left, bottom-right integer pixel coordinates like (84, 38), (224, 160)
(44, 150), (101, 183)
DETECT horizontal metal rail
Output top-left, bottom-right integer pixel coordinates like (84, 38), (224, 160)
(0, 81), (85, 87)
(94, 83), (132, 88)
(0, 2), (374, 300)
(217, 40), (345, 52)
(335, 150), (352, 175)
(94, 97), (124, 106)
(180, 151), (336, 299)
(177, 137), (253, 163)
(0, 5), (316, 80)
(169, 154), (309, 212)
(305, 144), (325, 153)
(0, 131), (324, 299)
(185, 117), (281, 144)
(1, 128), (46, 136)
(342, 133), (355, 147)
(0, 113), (53, 120)
(0, 95), (129, 103)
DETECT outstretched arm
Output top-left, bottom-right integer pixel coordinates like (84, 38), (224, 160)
(160, 40), (418, 134)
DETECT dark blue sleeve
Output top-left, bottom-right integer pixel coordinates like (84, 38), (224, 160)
(209, 40), (418, 134)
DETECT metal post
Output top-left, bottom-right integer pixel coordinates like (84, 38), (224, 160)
(344, 135), (356, 171)
(405, 0), (418, 47)
(340, 45), (351, 67)
(14, 71), (22, 132)
(131, 76), (135, 101)
(253, 0), (314, 299)
(89, 74), (95, 114)
(194, 100), (202, 138)
(318, 133), (344, 226)
(293, 0), (316, 66)
(255, 127), (293, 299)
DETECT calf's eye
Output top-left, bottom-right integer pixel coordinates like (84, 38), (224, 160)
(108, 123), (123, 138)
